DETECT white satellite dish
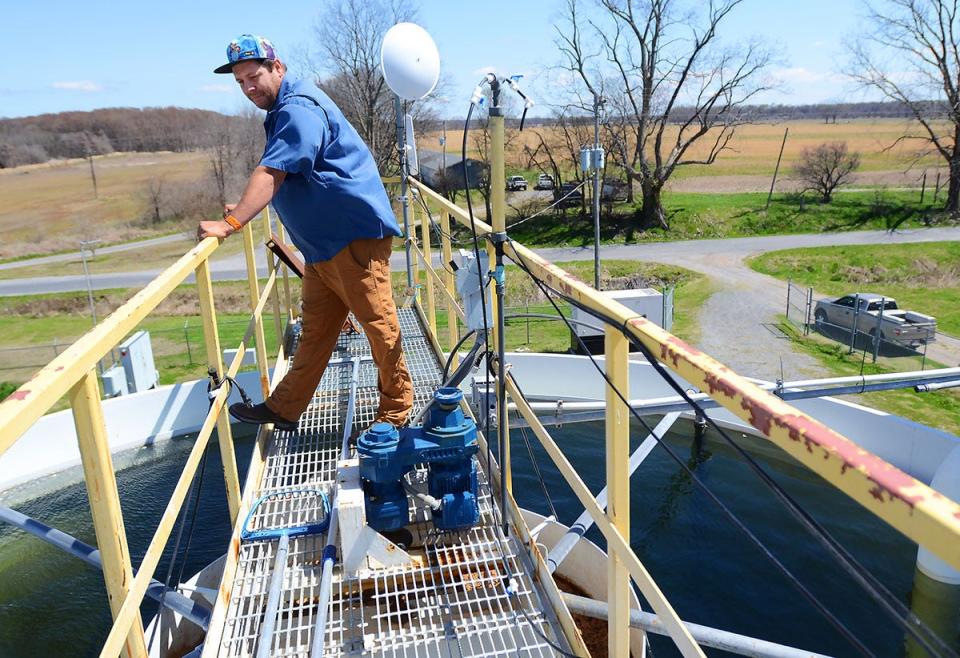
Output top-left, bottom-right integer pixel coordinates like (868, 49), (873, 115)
(381, 23), (440, 101)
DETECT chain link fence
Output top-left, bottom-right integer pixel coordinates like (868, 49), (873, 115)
(785, 288), (936, 368)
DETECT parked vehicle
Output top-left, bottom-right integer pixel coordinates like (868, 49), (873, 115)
(506, 175), (528, 191)
(555, 182), (584, 209)
(535, 173), (555, 190)
(813, 293), (937, 347)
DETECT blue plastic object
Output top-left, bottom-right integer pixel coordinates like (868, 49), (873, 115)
(240, 489), (331, 542)
(356, 388), (479, 532)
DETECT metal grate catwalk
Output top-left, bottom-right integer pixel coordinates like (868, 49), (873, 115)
(213, 307), (569, 657)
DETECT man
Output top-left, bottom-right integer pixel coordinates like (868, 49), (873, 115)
(199, 34), (413, 432)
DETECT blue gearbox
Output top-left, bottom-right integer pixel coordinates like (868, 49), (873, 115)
(356, 387), (479, 532)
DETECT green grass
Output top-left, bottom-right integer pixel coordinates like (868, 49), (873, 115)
(502, 190), (953, 247)
(778, 320), (960, 435)
(0, 260), (706, 399)
(748, 242), (960, 336)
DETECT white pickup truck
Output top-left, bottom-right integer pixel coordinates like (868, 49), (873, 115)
(813, 293), (937, 347)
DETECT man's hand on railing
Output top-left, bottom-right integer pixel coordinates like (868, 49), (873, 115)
(197, 219), (236, 241)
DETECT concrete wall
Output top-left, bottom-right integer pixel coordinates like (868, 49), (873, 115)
(503, 352), (960, 486)
(0, 371), (265, 495)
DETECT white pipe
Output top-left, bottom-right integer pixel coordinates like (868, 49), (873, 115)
(516, 367), (960, 415)
(547, 413), (680, 574)
(562, 593), (834, 658)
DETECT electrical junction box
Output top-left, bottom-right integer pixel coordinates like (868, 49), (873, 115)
(455, 249), (491, 332)
(101, 365), (129, 397)
(571, 288), (664, 354)
(119, 330), (159, 393)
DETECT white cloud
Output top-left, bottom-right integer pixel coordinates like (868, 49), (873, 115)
(198, 84), (234, 93)
(770, 67), (844, 85)
(51, 80), (103, 92)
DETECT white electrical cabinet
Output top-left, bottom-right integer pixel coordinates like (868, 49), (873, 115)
(119, 330), (159, 393)
(570, 288), (665, 353)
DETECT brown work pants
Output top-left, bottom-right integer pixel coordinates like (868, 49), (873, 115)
(266, 236), (413, 425)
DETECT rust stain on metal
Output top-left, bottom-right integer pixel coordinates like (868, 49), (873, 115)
(738, 396), (929, 510)
(8, 390), (30, 401)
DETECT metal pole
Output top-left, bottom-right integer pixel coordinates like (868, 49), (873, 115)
(183, 320), (193, 366)
(488, 80), (511, 536)
(765, 127), (789, 210)
(395, 95), (413, 288)
(80, 239), (103, 375)
(561, 593), (833, 658)
(849, 293), (861, 354)
(872, 298), (885, 363)
(593, 92), (602, 291)
(785, 279), (791, 323)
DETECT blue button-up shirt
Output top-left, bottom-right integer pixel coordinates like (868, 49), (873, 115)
(260, 77), (401, 263)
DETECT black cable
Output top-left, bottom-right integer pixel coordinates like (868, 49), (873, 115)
(511, 250), (953, 658)
(172, 448), (208, 597)
(518, 424), (559, 521)
(508, 247), (877, 658)
(442, 329), (477, 381)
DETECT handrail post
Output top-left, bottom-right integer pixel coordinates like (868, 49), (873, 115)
(276, 222), (293, 323)
(440, 210), (459, 365)
(242, 221), (271, 397)
(605, 326), (630, 658)
(263, 208), (283, 347)
(70, 370), (148, 658)
(196, 259), (241, 523)
(410, 202), (420, 293)
(419, 193), (438, 337)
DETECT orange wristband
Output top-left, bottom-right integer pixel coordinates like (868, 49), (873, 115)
(224, 214), (242, 231)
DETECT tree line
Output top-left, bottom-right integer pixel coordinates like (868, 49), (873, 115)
(0, 107), (247, 168)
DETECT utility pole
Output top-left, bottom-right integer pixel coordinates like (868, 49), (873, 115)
(592, 92), (605, 291)
(88, 155), (98, 199)
(765, 127), (789, 210)
(79, 239), (103, 374)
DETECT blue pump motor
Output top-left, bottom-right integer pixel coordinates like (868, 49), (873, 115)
(356, 387), (479, 532)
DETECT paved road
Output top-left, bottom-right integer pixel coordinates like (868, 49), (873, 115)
(0, 232), (190, 272)
(2, 226), (958, 376)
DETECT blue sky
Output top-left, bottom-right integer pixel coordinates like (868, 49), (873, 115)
(3, 0), (866, 119)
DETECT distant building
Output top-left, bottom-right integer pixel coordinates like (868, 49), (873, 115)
(415, 149), (487, 191)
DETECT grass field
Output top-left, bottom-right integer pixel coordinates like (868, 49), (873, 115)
(0, 260), (706, 399)
(747, 242), (960, 335)
(428, 118), (946, 179)
(2, 118), (954, 263)
(0, 151), (209, 260)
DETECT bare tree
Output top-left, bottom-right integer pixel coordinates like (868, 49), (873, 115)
(302, 0), (422, 172)
(849, 0), (960, 214)
(144, 177), (165, 223)
(556, 0), (771, 229)
(794, 142), (861, 203)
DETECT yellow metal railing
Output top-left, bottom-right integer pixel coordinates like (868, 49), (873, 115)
(0, 211), (295, 658)
(3, 155), (960, 658)
(405, 158), (960, 657)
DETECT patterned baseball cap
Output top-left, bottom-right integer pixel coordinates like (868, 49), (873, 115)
(214, 34), (278, 74)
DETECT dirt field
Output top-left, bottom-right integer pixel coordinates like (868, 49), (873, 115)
(427, 118), (946, 180)
(0, 151), (207, 259)
(0, 118), (948, 260)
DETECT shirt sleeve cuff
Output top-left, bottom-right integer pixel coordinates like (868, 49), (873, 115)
(260, 160), (295, 173)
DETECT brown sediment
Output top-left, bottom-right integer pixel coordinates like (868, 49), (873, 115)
(555, 574), (635, 658)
